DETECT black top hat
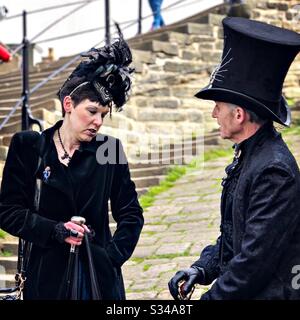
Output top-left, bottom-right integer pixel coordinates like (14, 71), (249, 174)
(195, 17), (300, 126)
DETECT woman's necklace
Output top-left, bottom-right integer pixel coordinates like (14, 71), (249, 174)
(57, 128), (72, 163)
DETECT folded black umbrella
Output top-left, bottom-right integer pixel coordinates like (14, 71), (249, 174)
(65, 232), (101, 300)
(84, 232), (101, 300)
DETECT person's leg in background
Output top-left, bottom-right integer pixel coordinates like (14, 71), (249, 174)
(148, 0), (165, 30)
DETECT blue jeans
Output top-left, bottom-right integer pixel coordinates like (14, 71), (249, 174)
(148, 0), (165, 29)
(225, 0), (245, 4)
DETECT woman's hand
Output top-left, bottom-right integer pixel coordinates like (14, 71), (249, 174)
(63, 221), (90, 246)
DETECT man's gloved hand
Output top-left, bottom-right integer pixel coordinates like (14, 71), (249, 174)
(168, 266), (205, 300)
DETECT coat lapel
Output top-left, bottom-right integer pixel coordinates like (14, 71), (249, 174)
(33, 122), (76, 211)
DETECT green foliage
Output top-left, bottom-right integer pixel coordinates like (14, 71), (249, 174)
(130, 257), (145, 264)
(286, 98), (295, 107)
(0, 229), (7, 239)
(0, 250), (13, 257)
(204, 148), (232, 162)
(143, 264), (151, 271)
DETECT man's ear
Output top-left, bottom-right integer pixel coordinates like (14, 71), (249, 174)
(63, 96), (73, 114)
(235, 106), (247, 124)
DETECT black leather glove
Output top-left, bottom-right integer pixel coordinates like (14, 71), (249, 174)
(168, 266), (205, 300)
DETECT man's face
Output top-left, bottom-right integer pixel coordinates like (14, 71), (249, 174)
(211, 101), (240, 141)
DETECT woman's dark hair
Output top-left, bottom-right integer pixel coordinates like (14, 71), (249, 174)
(57, 76), (110, 117)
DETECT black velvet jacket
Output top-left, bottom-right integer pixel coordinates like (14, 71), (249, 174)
(193, 123), (300, 299)
(0, 121), (144, 300)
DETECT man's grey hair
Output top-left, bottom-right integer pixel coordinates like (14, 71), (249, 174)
(227, 103), (268, 125)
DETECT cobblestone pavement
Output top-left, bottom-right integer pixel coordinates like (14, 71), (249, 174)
(123, 132), (300, 300)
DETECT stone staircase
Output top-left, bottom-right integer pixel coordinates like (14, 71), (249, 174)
(1, 0), (300, 288)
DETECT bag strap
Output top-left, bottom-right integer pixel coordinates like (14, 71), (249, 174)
(16, 154), (42, 281)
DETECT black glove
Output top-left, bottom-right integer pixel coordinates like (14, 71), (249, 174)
(168, 266), (205, 300)
(52, 222), (70, 243)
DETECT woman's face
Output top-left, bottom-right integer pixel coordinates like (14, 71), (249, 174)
(67, 98), (110, 142)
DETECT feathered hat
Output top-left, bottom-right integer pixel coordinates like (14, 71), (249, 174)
(58, 25), (134, 109)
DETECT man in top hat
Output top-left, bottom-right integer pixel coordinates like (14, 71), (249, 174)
(168, 17), (300, 300)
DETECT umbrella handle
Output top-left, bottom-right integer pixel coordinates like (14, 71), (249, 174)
(69, 216), (86, 253)
(65, 216), (86, 299)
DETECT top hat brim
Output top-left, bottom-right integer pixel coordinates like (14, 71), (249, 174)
(195, 86), (291, 127)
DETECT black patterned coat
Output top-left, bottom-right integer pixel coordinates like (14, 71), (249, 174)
(193, 124), (300, 299)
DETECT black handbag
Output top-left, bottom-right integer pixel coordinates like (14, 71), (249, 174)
(0, 155), (42, 301)
(0, 239), (32, 300)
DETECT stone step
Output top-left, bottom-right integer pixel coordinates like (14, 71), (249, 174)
(202, 12), (226, 26)
(126, 5), (226, 44)
(0, 113), (57, 135)
(133, 175), (165, 189)
(0, 99), (60, 117)
(0, 161), (4, 175)
(0, 82), (60, 101)
(172, 22), (214, 36)
(129, 161), (170, 170)
(132, 49), (156, 65)
(133, 70), (180, 86)
(0, 146), (8, 161)
(0, 74), (71, 100)
(0, 133), (15, 147)
(0, 105), (60, 135)
(144, 31), (190, 46)
(0, 241), (18, 256)
(162, 60), (214, 74)
(0, 108), (59, 129)
(180, 98), (214, 109)
(0, 273), (15, 288)
(136, 187), (149, 197)
(131, 40), (179, 56)
(130, 165), (169, 178)
(0, 72), (67, 92)
(0, 256), (18, 275)
(0, 92), (61, 110)
(133, 78), (211, 98)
